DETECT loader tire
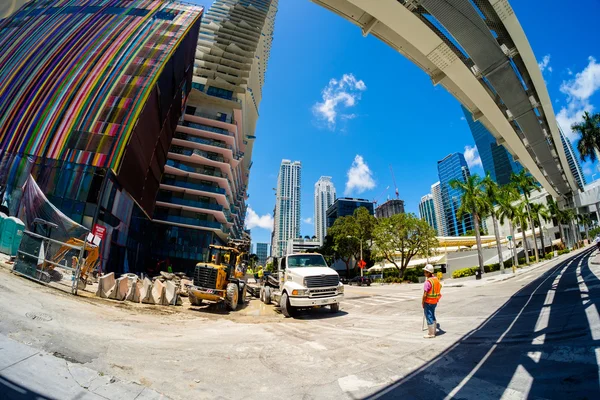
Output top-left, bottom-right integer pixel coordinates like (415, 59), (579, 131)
(225, 282), (239, 311)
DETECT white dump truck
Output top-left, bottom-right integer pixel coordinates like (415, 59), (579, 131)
(259, 253), (343, 317)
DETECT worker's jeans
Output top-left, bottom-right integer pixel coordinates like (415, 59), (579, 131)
(424, 303), (437, 325)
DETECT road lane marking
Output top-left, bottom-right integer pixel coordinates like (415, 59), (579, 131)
(442, 254), (582, 400)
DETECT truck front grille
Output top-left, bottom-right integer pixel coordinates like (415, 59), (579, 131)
(309, 288), (337, 298)
(305, 275), (339, 288)
(193, 265), (218, 289)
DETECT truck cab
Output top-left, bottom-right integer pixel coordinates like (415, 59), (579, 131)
(260, 253), (343, 317)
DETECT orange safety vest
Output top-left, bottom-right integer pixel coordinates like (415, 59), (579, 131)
(425, 277), (442, 304)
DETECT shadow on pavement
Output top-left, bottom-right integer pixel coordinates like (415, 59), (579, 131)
(0, 375), (54, 400)
(364, 248), (600, 400)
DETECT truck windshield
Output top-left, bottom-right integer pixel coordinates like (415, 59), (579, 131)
(287, 255), (328, 268)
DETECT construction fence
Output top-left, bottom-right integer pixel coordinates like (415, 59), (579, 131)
(12, 230), (87, 295)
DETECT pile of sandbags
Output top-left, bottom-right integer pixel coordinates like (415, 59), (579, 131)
(95, 272), (181, 306)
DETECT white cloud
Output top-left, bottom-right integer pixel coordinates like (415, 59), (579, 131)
(567, 68), (573, 76)
(464, 145), (482, 169)
(302, 217), (313, 224)
(460, 116), (466, 121)
(313, 74), (367, 130)
(538, 54), (552, 73)
(556, 56), (600, 141)
(245, 207), (273, 230)
(345, 155), (375, 195)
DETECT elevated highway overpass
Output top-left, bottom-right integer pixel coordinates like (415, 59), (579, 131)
(312, 0), (578, 199)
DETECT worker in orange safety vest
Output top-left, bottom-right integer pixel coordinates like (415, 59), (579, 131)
(422, 264), (442, 338)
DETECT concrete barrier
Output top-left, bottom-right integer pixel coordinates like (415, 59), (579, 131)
(110, 276), (129, 301)
(96, 273), (116, 298)
(150, 279), (166, 305)
(126, 280), (141, 303)
(164, 281), (179, 305)
(140, 278), (153, 304)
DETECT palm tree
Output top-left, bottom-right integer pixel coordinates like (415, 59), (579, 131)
(497, 185), (520, 267)
(450, 174), (487, 277)
(514, 201), (531, 263)
(573, 111), (600, 163)
(578, 213), (592, 241)
(482, 174), (505, 272)
(529, 202), (551, 256)
(547, 197), (567, 248)
(511, 170), (540, 263)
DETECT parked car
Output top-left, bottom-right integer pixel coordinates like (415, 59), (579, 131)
(348, 276), (371, 286)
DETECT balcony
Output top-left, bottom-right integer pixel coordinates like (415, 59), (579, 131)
(174, 132), (232, 150)
(153, 214), (226, 231)
(166, 160), (228, 180)
(162, 175), (226, 195)
(193, 149), (229, 164)
(182, 120), (233, 136)
(156, 194), (224, 212)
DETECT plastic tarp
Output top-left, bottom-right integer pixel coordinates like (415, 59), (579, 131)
(18, 175), (88, 242)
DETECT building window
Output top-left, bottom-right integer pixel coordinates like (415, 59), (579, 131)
(207, 86), (233, 100)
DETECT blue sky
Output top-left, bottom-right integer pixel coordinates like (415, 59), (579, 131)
(193, 0), (600, 249)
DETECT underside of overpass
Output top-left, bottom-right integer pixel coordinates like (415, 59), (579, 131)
(312, 0), (578, 199)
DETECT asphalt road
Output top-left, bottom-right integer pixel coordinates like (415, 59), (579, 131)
(0, 247), (598, 399)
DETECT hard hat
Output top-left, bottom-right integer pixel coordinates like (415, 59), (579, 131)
(424, 264), (435, 274)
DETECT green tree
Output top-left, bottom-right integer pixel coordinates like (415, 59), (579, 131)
(482, 174), (505, 273)
(514, 201), (531, 262)
(511, 170), (540, 263)
(547, 197), (567, 247)
(578, 213), (592, 240)
(529, 202), (551, 255)
(497, 184), (520, 266)
(573, 111), (600, 163)
(372, 213), (438, 279)
(352, 207), (377, 269)
(327, 216), (359, 277)
(450, 174), (487, 276)
(248, 253), (259, 267)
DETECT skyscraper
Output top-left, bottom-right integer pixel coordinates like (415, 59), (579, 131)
(326, 198), (375, 228)
(419, 194), (438, 233)
(438, 153), (474, 237)
(314, 177), (336, 244)
(560, 129), (586, 190)
(0, 0), (202, 273)
(152, 0), (279, 267)
(461, 105), (523, 185)
(272, 160), (301, 257)
(375, 199), (405, 218)
(256, 243), (269, 266)
(431, 182), (447, 236)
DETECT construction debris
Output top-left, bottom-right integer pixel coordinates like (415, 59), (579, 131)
(92, 271), (183, 307)
(110, 276), (129, 301)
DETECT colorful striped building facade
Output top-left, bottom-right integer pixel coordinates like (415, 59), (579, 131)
(0, 0), (202, 274)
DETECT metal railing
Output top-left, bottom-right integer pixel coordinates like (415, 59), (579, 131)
(156, 195), (224, 212)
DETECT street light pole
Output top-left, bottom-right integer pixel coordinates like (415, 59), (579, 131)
(360, 240), (363, 277)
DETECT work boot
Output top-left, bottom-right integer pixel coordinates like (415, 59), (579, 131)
(423, 324), (435, 338)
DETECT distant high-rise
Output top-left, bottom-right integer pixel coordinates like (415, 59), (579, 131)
(272, 160), (301, 257)
(431, 182), (447, 236)
(256, 243), (269, 266)
(560, 129), (586, 190)
(461, 105), (523, 185)
(438, 153), (474, 236)
(326, 198), (374, 228)
(375, 199), (405, 218)
(314, 177), (336, 244)
(419, 194), (437, 233)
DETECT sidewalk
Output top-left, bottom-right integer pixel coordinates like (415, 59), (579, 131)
(0, 334), (167, 400)
(443, 246), (592, 288)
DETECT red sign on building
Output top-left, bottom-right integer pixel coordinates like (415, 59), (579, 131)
(92, 224), (106, 241)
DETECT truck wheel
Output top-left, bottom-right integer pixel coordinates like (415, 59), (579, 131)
(225, 282), (239, 311)
(330, 303), (340, 313)
(280, 292), (294, 318)
(264, 286), (272, 304)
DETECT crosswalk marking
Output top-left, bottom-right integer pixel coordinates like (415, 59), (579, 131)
(345, 294), (418, 307)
